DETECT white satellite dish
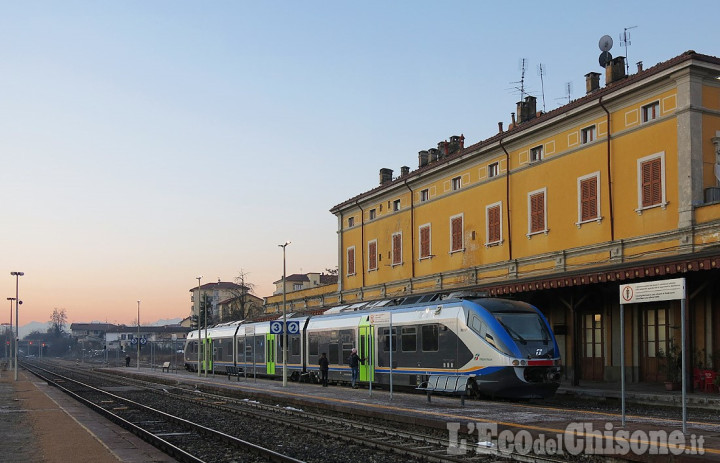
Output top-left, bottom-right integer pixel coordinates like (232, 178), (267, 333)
(599, 35), (613, 52)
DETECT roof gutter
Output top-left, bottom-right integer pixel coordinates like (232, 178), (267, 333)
(499, 137), (513, 261)
(598, 95), (615, 243)
(403, 179), (415, 279)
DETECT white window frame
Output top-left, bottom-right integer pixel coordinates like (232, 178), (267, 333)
(449, 213), (464, 254)
(369, 208), (376, 220)
(641, 101), (660, 123)
(418, 223), (432, 260)
(576, 172), (602, 227)
(391, 232), (403, 266)
(485, 201), (503, 246)
(635, 151), (668, 214)
(393, 199), (401, 211)
(420, 189), (429, 202)
(530, 145), (543, 162)
(527, 187), (549, 238)
(346, 246), (356, 276)
(367, 239), (378, 272)
(581, 125), (596, 144)
(451, 176), (461, 191)
(488, 162), (499, 178)
(347, 217), (354, 227)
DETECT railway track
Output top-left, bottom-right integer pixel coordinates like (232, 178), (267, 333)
(27, 360), (560, 462)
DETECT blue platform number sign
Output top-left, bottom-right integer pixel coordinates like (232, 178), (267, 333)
(139, 337), (147, 345)
(286, 321), (300, 335)
(270, 321), (283, 334)
(130, 338), (138, 345)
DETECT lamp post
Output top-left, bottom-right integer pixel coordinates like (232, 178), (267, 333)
(6, 298), (15, 370)
(196, 276), (202, 377)
(11, 272), (24, 381)
(278, 241), (291, 387)
(136, 300), (140, 370)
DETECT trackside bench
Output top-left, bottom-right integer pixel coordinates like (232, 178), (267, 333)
(226, 365), (244, 381)
(416, 375), (471, 406)
(161, 362), (171, 372)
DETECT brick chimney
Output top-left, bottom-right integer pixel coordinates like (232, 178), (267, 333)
(605, 56), (626, 85)
(418, 150), (429, 168)
(585, 72), (600, 94)
(516, 96), (537, 123)
(379, 168), (393, 185)
(428, 148), (439, 163)
(400, 166), (410, 177)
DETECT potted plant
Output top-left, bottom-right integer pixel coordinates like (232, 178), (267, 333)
(658, 338), (682, 391)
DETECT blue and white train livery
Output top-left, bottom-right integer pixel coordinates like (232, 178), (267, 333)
(184, 292), (562, 399)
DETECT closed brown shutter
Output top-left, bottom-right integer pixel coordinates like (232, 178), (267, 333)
(368, 241), (377, 270)
(488, 205), (501, 242)
(641, 158), (662, 207)
(347, 248), (355, 275)
(580, 178), (597, 221)
(420, 226), (430, 258)
(392, 234), (402, 265)
(451, 216), (463, 251)
(530, 192), (545, 233)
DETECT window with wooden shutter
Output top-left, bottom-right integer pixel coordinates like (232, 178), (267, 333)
(368, 241), (377, 271)
(346, 247), (355, 275)
(487, 204), (501, 243)
(530, 191), (545, 234)
(580, 177), (598, 221)
(641, 158), (662, 207)
(392, 233), (402, 265)
(450, 215), (463, 252)
(419, 225), (431, 259)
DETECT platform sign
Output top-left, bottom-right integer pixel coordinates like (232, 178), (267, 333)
(270, 321), (283, 334)
(369, 313), (390, 324)
(130, 338), (138, 345)
(619, 278), (685, 304)
(269, 321), (298, 334)
(286, 321), (300, 335)
(139, 337), (147, 345)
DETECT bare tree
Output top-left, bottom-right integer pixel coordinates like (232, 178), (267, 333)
(48, 308), (68, 337)
(224, 270), (262, 321)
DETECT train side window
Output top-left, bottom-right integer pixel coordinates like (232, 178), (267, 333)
(422, 324), (439, 352)
(309, 333), (319, 356)
(382, 327), (397, 352)
(342, 343), (353, 363)
(291, 336), (300, 356)
(401, 326), (417, 352)
(329, 343), (339, 364)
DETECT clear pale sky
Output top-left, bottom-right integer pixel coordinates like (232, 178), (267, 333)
(1, 1), (717, 327)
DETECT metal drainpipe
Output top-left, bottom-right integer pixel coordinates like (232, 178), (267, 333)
(403, 180), (415, 280)
(598, 96), (615, 242)
(355, 200), (365, 289)
(499, 137), (513, 261)
(337, 212), (344, 297)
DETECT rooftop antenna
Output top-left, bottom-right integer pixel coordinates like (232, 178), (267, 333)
(564, 81), (573, 105)
(537, 63), (547, 112)
(619, 26), (637, 74)
(509, 58), (528, 101)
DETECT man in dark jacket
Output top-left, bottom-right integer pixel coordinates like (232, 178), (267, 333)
(348, 348), (364, 388)
(318, 353), (329, 387)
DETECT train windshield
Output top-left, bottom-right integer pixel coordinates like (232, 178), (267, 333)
(493, 312), (551, 344)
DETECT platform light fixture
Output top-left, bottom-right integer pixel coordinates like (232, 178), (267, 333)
(10, 271), (23, 381)
(278, 241), (291, 387)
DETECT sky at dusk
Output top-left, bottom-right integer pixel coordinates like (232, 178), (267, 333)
(1, 1), (717, 328)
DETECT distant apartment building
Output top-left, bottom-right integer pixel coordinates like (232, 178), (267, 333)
(190, 281), (262, 323)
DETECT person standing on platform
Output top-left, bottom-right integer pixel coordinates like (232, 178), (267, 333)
(318, 352), (329, 387)
(347, 348), (364, 389)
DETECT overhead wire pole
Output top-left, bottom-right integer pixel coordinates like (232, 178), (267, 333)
(11, 272), (24, 381)
(196, 276), (202, 377)
(279, 241), (291, 387)
(6, 298), (15, 373)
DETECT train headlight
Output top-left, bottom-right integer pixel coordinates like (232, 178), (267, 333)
(520, 360), (527, 366)
(512, 359), (519, 366)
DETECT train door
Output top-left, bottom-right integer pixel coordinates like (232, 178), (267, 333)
(359, 319), (374, 382)
(580, 312), (604, 381)
(202, 337), (213, 372)
(266, 333), (276, 375)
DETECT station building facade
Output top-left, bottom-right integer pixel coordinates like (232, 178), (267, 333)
(329, 51), (720, 385)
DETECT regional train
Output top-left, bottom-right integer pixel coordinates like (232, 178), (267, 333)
(183, 292), (562, 399)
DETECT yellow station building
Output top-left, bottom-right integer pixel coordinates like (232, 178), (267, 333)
(269, 51), (720, 386)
